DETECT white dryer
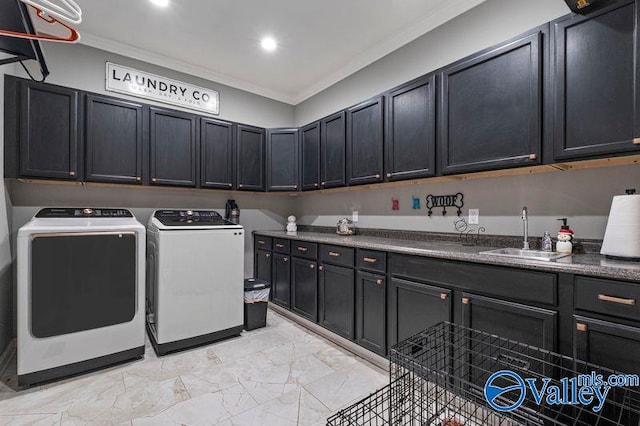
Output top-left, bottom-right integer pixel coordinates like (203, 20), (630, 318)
(146, 209), (244, 355)
(17, 208), (146, 386)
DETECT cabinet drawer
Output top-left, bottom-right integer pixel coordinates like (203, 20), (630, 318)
(391, 254), (557, 306)
(320, 244), (355, 267)
(575, 276), (640, 321)
(357, 249), (386, 273)
(273, 238), (291, 254)
(254, 236), (272, 251)
(292, 241), (318, 259)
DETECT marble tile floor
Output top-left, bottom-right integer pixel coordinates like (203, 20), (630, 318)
(0, 311), (388, 425)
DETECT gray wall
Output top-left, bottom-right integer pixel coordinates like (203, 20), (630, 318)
(294, 0), (569, 125)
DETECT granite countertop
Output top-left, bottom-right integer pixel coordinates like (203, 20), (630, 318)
(253, 230), (640, 282)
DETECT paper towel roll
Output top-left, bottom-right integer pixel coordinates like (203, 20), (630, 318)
(601, 194), (640, 259)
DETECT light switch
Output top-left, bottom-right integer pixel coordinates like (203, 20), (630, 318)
(468, 209), (479, 225)
(352, 211), (359, 222)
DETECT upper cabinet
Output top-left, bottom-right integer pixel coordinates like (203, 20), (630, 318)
(552, 0), (640, 160)
(347, 96), (384, 185)
(266, 128), (299, 191)
(149, 107), (198, 187)
(19, 80), (80, 180)
(385, 75), (436, 181)
(236, 124), (265, 191)
(300, 122), (321, 191)
(200, 118), (234, 190)
(85, 94), (144, 185)
(320, 111), (347, 189)
(439, 29), (545, 174)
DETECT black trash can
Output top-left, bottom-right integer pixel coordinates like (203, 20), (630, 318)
(244, 278), (271, 331)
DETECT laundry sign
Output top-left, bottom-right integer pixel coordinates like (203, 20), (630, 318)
(105, 62), (219, 115)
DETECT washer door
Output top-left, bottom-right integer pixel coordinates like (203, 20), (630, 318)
(30, 232), (137, 338)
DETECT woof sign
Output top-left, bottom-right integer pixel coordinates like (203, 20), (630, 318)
(105, 62), (219, 115)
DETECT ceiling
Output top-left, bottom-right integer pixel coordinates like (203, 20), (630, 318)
(72, 0), (485, 105)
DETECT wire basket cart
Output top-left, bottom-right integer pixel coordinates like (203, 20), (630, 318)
(327, 322), (640, 425)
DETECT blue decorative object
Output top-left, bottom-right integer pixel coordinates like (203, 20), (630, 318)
(412, 197), (421, 210)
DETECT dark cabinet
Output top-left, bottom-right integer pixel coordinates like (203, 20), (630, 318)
(291, 257), (318, 322)
(319, 263), (355, 339)
(272, 253), (291, 309)
(85, 95), (143, 184)
(19, 81), (80, 180)
(320, 111), (347, 189)
(255, 249), (272, 285)
(200, 118), (234, 189)
(266, 128), (299, 191)
(300, 122), (321, 191)
(388, 278), (452, 348)
(439, 29), (544, 174)
(553, 0), (640, 160)
(356, 271), (386, 355)
(236, 124), (265, 191)
(574, 315), (640, 375)
(385, 75), (436, 181)
(347, 97), (384, 185)
(149, 107), (197, 187)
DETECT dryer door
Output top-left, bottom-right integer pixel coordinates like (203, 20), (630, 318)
(30, 232), (137, 338)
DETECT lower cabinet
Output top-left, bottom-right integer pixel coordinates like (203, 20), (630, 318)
(356, 271), (386, 355)
(291, 257), (318, 322)
(388, 278), (452, 348)
(574, 315), (640, 375)
(319, 264), (355, 339)
(255, 249), (271, 285)
(272, 253), (291, 309)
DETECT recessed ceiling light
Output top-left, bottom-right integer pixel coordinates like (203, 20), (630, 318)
(150, 0), (169, 7)
(261, 37), (277, 52)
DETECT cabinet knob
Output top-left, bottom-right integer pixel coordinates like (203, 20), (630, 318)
(294, 185), (298, 189)
(228, 183), (233, 187)
(375, 279), (383, 285)
(136, 176), (141, 182)
(386, 173), (392, 178)
(633, 138), (640, 145)
(239, 184), (244, 188)
(440, 293), (448, 300)
(151, 178), (157, 183)
(462, 297), (470, 305)
(265, 253), (270, 258)
(528, 153), (537, 160)
(375, 174), (381, 179)
(310, 264), (315, 269)
(319, 265), (324, 271)
(314, 183), (319, 187)
(69, 171), (76, 177)
(284, 257), (288, 262)
(576, 323), (587, 332)
(321, 182), (326, 186)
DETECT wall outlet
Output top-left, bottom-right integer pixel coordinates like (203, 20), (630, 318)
(352, 211), (359, 222)
(468, 209), (479, 225)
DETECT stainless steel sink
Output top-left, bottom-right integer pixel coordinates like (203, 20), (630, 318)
(479, 248), (570, 262)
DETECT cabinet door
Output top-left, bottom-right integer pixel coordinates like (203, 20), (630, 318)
(347, 97), (384, 185)
(254, 249), (272, 285)
(272, 253), (291, 309)
(356, 271), (386, 355)
(320, 111), (346, 189)
(236, 124), (265, 191)
(300, 122), (321, 191)
(553, 1), (640, 160)
(319, 264), (355, 339)
(19, 81), (79, 180)
(291, 257), (318, 322)
(385, 75), (436, 181)
(266, 128), (299, 191)
(388, 278), (452, 348)
(85, 95), (143, 184)
(200, 118), (234, 189)
(574, 315), (640, 374)
(439, 30), (544, 174)
(149, 107), (197, 187)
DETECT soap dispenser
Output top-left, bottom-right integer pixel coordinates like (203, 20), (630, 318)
(556, 218), (574, 255)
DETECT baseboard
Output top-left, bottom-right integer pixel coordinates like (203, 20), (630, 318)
(268, 303), (389, 372)
(0, 339), (16, 376)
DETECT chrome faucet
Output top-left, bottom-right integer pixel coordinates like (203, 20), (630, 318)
(522, 207), (530, 250)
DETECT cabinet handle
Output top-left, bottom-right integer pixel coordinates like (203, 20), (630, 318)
(363, 257), (377, 263)
(440, 293), (448, 300)
(297, 247), (308, 252)
(314, 183), (319, 187)
(294, 185), (298, 189)
(598, 294), (636, 306)
(265, 253), (270, 258)
(576, 323), (587, 332)
(136, 176), (141, 182)
(375, 279), (383, 285)
(239, 184), (244, 188)
(151, 178), (157, 183)
(375, 174), (381, 179)
(69, 171), (76, 177)
(633, 138), (640, 145)
(258, 240), (265, 245)
(328, 252), (341, 257)
(319, 265), (324, 271)
(228, 183), (233, 187)
(321, 181), (326, 186)
(275, 243), (284, 248)
(284, 257), (288, 262)
(386, 173), (392, 178)
(462, 297), (470, 305)
(310, 264), (315, 269)
(528, 153), (537, 160)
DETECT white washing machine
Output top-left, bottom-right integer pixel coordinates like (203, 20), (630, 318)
(146, 209), (244, 355)
(17, 208), (146, 386)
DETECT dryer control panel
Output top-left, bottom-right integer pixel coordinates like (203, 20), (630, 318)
(153, 210), (232, 226)
(35, 208), (134, 218)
